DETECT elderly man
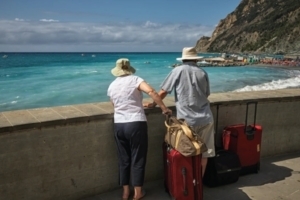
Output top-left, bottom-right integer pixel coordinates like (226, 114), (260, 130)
(146, 47), (215, 176)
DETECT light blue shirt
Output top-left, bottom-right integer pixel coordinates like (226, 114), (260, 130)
(160, 62), (213, 126)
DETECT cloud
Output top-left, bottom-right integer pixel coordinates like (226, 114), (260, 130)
(144, 21), (158, 28)
(0, 20), (214, 51)
(39, 19), (60, 22)
(15, 18), (25, 21)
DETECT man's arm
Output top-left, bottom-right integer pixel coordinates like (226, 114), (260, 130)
(144, 89), (168, 108)
(139, 82), (172, 114)
(204, 71), (211, 97)
(153, 89), (168, 106)
(144, 68), (176, 108)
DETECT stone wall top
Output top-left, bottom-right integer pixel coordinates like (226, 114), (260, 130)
(1, 89), (300, 134)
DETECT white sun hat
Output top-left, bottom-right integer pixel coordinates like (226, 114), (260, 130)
(176, 47), (203, 61)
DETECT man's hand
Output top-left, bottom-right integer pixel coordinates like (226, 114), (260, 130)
(162, 108), (172, 116)
(143, 102), (157, 108)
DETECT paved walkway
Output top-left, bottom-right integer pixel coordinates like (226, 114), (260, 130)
(83, 152), (300, 200)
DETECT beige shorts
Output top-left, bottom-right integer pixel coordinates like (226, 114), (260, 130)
(192, 122), (215, 158)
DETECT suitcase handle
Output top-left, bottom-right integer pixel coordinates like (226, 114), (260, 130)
(216, 104), (219, 132)
(245, 102), (257, 137)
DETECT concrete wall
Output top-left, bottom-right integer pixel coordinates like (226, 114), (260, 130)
(0, 89), (300, 200)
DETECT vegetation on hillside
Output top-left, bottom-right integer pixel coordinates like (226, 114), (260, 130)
(196, 0), (300, 54)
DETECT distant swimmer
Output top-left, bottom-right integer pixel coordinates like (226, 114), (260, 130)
(144, 61), (151, 64)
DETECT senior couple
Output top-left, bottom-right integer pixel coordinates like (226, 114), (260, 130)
(107, 47), (215, 200)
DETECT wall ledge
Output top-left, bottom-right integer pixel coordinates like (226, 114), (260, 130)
(1, 88), (300, 134)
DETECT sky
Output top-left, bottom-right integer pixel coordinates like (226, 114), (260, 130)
(0, 0), (242, 52)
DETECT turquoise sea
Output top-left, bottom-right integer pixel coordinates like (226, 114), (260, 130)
(1, 52), (300, 112)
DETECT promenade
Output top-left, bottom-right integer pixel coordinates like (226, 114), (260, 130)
(2, 89), (300, 200)
(84, 151), (300, 200)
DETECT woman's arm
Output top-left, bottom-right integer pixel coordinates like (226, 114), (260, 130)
(138, 81), (172, 115)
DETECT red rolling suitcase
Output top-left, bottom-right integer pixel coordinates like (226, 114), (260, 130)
(163, 143), (203, 200)
(223, 102), (262, 175)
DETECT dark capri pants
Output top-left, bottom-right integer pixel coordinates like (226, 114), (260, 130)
(114, 121), (148, 186)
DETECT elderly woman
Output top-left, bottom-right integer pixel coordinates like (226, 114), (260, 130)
(107, 58), (172, 200)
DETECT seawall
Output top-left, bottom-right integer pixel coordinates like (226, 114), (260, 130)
(1, 89), (300, 200)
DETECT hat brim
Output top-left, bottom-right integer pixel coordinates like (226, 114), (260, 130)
(111, 66), (136, 77)
(176, 56), (203, 61)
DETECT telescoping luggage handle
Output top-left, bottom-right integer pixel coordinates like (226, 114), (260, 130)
(245, 101), (258, 138)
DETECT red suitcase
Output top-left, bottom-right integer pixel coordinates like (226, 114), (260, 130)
(223, 102), (262, 175)
(163, 143), (203, 200)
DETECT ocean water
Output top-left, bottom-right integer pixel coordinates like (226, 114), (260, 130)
(1, 52), (300, 112)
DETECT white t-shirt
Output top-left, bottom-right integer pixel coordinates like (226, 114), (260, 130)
(107, 75), (147, 123)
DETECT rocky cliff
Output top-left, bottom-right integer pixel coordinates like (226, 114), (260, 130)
(195, 0), (300, 54)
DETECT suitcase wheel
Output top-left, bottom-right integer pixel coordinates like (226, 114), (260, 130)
(163, 181), (169, 193)
(256, 162), (260, 173)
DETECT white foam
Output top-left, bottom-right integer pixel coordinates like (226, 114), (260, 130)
(234, 76), (300, 92)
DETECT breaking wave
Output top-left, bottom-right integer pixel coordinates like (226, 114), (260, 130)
(234, 75), (300, 92)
